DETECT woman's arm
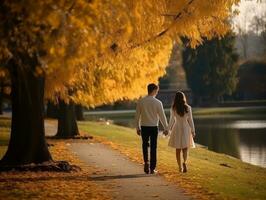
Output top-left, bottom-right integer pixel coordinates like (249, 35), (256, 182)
(187, 106), (196, 137)
(167, 109), (176, 132)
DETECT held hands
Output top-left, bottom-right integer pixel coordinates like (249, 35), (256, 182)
(191, 131), (196, 138)
(163, 130), (169, 136)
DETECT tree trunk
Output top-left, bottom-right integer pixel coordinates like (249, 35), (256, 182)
(75, 104), (84, 121)
(46, 101), (58, 119)
(56, 100), (79, 138)
(0, 61), (52, 165)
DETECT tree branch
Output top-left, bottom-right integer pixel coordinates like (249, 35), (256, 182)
(128, 0), (194, 49)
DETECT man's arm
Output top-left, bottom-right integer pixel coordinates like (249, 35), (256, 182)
(135, 101), (141, 135)
(158, 102), (168, 131)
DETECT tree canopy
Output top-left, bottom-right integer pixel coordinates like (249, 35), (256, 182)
(0, 0), (240, 107)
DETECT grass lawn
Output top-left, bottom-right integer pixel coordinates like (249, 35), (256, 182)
(192, 106), (266, 116)
(84, 106), (266, 120)
(79, 121), (266, 200)
(0, 116), (10, 159)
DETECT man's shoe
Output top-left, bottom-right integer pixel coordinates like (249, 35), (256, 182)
(178, 167), (183, 173)
(150, 169), (158, 174)
(144, 163), (149, 174)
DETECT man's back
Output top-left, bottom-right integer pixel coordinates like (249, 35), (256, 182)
(135, 83), (168, 174)
(136, 95), (168, 128)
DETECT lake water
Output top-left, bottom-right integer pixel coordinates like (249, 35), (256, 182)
(85, 111), (266, 168)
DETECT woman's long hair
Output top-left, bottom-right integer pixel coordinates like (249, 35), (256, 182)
(172, 91), (188, 117)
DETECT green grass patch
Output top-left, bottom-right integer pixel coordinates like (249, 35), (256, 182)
(0, 117), (10, 146)
(0, 116), (11, 128)
(84, 106), (266, 120)
(193, 106), (266, 116)
(0, 146), (7, 159)
(0, 117), (10, 159)
(79, 121), (266, 200)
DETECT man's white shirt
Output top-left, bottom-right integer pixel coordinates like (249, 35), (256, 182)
(135, 95), (168, 130)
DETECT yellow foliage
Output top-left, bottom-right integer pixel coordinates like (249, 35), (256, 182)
(0, 0), (240, 107)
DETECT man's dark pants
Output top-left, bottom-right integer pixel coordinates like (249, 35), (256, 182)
(141, 126), (158, 171)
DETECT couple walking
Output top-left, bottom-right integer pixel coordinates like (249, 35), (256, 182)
(135, 83), (196, 174)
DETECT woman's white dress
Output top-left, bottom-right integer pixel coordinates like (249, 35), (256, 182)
(168, 105), (195, 149)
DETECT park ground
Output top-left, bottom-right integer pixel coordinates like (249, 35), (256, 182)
(0, 115), (266, 200)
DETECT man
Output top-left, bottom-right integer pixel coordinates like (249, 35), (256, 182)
(135, 83), (168, 174)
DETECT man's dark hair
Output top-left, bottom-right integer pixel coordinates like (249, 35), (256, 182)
(147, 83), (158, 94)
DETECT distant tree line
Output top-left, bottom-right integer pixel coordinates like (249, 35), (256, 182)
(182, 34), (239, 105)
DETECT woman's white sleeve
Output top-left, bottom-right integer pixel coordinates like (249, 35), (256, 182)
(168, 109), (175, 131)
(187, 106), (195, 133)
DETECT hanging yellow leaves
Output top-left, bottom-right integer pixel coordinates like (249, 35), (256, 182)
(0, 0), (240, 107)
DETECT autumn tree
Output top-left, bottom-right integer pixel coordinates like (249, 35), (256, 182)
(46, 102), (84, 138)
(183, 34), (239, 105)
(0, 0), (239, 168)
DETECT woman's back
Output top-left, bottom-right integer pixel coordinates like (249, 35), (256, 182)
(168, 105), (195, 149)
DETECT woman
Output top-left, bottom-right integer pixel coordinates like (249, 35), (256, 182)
(167, 91), (196, 173)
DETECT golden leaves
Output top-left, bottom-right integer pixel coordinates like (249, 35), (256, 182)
(0, 141), (111, 200)
(1, 0), (239, 107)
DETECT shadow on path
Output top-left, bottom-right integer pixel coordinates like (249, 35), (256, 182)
(91, 173), (149, 181)
(70, 142), (192, 200)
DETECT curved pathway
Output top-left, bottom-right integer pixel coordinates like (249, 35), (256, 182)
(70, 142), (192, 200)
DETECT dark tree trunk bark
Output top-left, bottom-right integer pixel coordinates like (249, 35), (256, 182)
(56, 100), (79, 138)
(0, 60), (52, 165)
(75, 104), (84, 121)
(46, 101), (58, 119)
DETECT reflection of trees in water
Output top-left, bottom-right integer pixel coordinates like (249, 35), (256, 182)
(195, 126), (240, 158)
(238, 129), (266, 167)
(238, 129), (266, 146)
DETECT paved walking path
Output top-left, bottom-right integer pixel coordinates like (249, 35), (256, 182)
(45, 120), (58, 136)
(70, 143), (192, 200)
(45, 120), (192, 200)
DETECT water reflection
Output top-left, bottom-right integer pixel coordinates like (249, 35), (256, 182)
(238, 129), (266, 167)
(194, 127), (241, 159)
(194, 118), (266, 167)
(229, 120), (266, 129)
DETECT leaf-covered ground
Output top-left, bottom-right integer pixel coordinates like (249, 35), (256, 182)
(0, 141), (112, 200)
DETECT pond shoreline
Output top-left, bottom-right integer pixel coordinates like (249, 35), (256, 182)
(84, 106), (266, 117)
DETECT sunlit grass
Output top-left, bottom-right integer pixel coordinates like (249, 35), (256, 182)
(0, 146), (7, 159)
(79, 121), (266, 200)
(84, 107), (266, 121)
(0, 116), (10, 159)
(193, 106), (266, 115)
